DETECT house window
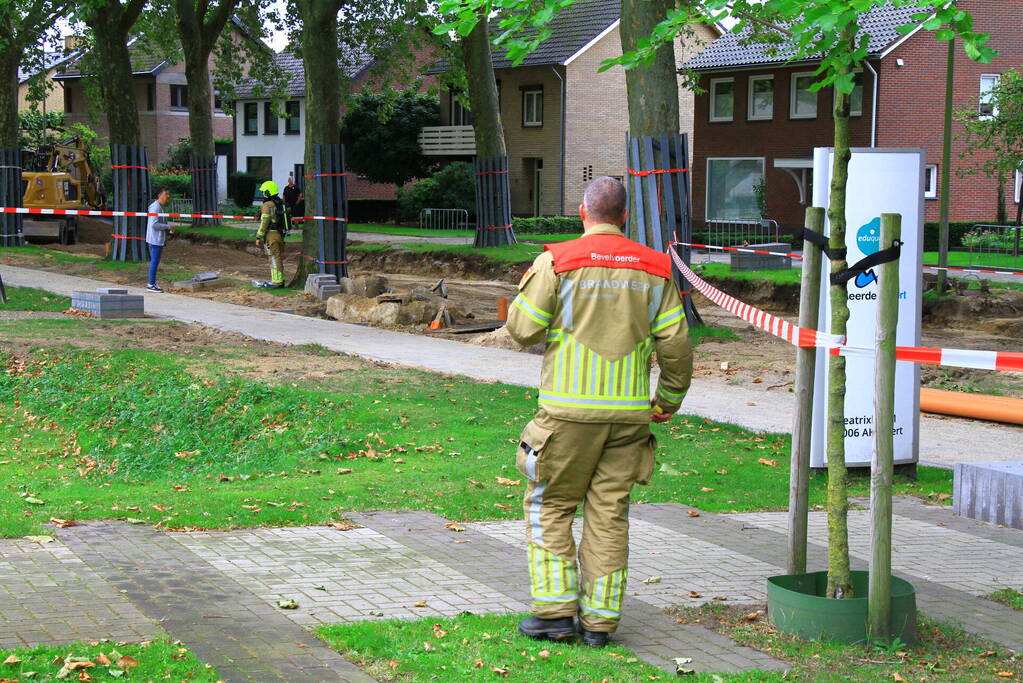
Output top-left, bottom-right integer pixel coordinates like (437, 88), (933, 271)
(449, 95), (472, 126)
(790, 72), (818, 119)
(980, 74), (999, 118)
(294, 164), (305, 192)
(64, 86), (73, 113)
(849, 70), (865, 117)
(706, 157), (765, 220)
(264, 102), (278, 135)
(924, 164), (938, 199)
(243, 102), (258, 135)
(522, 87), (543, 127)
(146, 83), (155, 111)
(284, 100), (300, 134)
(169, 84), (188, 109)
(214, 95), (223, 111)
(246, 156), (272, 186)
(709, 77), (734, 122)
(747, 75), (773, 121)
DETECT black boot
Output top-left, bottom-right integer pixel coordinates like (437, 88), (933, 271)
(581, 629), (609, 648)
(518, 616), (577, 641)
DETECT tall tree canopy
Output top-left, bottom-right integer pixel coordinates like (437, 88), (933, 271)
(341, 89), (439, 186)
(0, 0), (69, 149)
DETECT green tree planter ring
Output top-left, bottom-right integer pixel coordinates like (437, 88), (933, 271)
(768, 570), (917, 645)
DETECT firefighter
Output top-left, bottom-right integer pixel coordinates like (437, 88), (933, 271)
(254, 180), (290, 288)
(506, 176), (693, 647)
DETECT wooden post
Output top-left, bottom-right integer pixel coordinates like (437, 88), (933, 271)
(787, 206), (824, 576)
(869, 212), (901, 641)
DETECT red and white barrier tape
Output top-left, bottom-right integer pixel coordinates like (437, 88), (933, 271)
(673, 240), (1023, 277)
(0, 206), (348, 223)
(669, 246), (844, 349)
(670, 247), (1023, 372)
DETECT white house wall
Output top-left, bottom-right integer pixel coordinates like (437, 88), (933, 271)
(234, 98), (306, 187)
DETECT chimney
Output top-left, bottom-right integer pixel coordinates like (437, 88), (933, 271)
(64, 36), (83, 51)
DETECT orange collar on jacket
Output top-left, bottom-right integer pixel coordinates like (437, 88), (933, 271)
(544, 224), (671, 279)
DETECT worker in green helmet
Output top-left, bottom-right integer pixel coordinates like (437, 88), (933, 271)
(254, 180), (290, 288)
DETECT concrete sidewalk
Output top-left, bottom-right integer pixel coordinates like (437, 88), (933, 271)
(4, 263), (1020, 467)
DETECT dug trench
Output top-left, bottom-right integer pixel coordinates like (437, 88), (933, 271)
(4, 223), (1022, 401)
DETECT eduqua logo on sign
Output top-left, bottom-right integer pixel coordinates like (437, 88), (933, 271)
(854, 217), (880, 288)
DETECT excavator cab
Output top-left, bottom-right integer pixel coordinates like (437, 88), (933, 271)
(21, 172), (81, 245)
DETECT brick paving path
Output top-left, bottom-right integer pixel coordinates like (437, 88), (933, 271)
(1, 497), (1020, 681)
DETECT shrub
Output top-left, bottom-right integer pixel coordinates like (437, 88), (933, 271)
(159, 138), (192, 172)
(151, 173), (191, 199)
(922, 221), (995, 251)
(228, 172), (259, 208)
(512, 216), (583, 234)
(396, 162), (475, 221)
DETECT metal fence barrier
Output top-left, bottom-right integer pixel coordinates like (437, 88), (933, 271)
(705, 218), (780, 248)
(419, 208), (470, 231)
(168, 198), (193, 216)
(965, 224), (1022, 269)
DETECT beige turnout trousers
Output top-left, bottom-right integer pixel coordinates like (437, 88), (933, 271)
(516, 408), (656, 633)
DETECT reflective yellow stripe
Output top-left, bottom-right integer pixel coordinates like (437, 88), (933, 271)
(651, 305), (684, 333)
(513, 293), (552, 326)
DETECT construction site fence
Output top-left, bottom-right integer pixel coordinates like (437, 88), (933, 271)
(0, 149), (23, 247)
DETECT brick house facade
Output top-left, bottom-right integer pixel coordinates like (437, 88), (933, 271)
(686, 1), (1023, 231)
(432, 0), (719, 216)
(233, 46), (438, 202)
(55, 39), (234, 167)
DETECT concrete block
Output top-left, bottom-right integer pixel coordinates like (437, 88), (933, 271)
(71, 291), (145, 319)
(195, 272), (219, 282)
(730, 242), (792, 271)
(315, 285), (342, 301)
(172, 279), (231, 291)
(96, 288), (128, 295)
(305, 274), (337, 296)
(953, 462), (1023, 530)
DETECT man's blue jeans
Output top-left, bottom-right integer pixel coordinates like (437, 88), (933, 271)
(147, 243), (164, 286)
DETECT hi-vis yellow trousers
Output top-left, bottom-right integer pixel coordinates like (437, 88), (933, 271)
(516, 409), (656, 633)
(264, 231), (285, 285)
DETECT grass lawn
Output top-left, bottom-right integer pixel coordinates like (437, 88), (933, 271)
(987, 588), (1023, 610)
(348, 223), (474, 238)
(172, 223), (302, 242)
(1, 286), (69, 311)
(0, 638), (218, 681)
(393, 242), (542, 264)
(318, 613), (668, 682)
(696, 262), (801, 286)
(924, 250), (1023, 270)
(0, 338), (951, 537)
(669, 603), (1023, 682)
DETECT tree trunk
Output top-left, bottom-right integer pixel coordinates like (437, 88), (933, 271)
(184, 49), (216, 158)
(0, 47), (19, 150)
(462, 16), (505, 157)
(619, 0), (679, 137)
(85, 2), (142, 147)
(293, 0), (344, 284)
(826, 79), (854, 600)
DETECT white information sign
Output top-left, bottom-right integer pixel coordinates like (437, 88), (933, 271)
(810, 148), (923, 468)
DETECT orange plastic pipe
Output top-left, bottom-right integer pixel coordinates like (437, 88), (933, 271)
(497, 297), (509, 321)
(920, 388), (1023, 425)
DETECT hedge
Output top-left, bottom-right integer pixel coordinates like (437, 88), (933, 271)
(228, 172), (259, 208)
(150, 174), (191, 198)
(512, 216), (583, 234)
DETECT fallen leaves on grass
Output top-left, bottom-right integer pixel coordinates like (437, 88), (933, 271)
(892, 673), (905, 682)
(996, 672), (1016, 678)
(496, 477), (521, 487)
(757, 458), (778, 467)
(49, 518), (76, 528)
(327, 522), (358, 531)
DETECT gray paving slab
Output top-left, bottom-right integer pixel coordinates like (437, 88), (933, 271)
(57, 522), (376, 683)
(349, 510), (787, 674)
(5, 263), (1020, 467)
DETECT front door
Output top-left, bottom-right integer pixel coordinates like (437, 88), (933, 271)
(533, 158), (543, 216)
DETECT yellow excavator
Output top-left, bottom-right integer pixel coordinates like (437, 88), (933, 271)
(22, 136), (106, 245)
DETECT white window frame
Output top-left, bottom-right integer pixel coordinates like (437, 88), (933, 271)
(980, 73), (999, 119)
(790, 71), (818, 119)
(747, 75), (774, 121)
(705, 156), (766, 220)
(522, 89), (543, 127)
(709, 77), (735, 122)
(1015, 169), (1021, 204)
(924, 164), (938, 199)
(849, 69), (864, 117)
